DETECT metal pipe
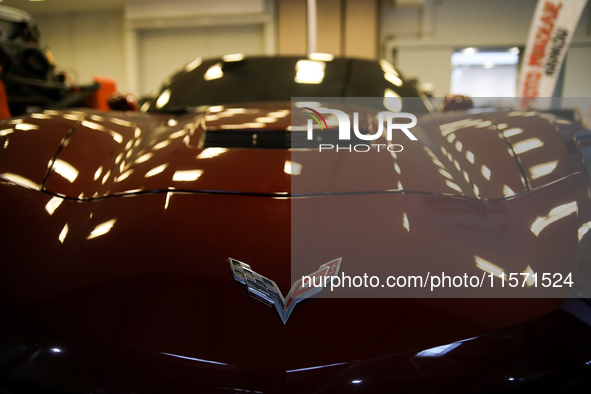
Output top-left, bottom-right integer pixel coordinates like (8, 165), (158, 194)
(307, 0), (317, 54)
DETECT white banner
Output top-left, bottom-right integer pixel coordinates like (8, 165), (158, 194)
(517, 0), (587, 103)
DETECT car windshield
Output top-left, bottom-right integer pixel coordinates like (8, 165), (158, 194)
(144, 56), (430, 113)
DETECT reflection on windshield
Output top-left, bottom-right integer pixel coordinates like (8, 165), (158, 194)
(295, 60), (326, 84)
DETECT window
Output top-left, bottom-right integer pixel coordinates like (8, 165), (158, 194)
(450, 47), (520, 97)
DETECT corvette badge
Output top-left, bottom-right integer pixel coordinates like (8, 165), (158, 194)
(229, 257), (342, 324)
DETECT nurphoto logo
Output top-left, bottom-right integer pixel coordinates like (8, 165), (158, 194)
(302, 107), (418, 152)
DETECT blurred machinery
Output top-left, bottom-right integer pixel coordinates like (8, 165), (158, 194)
(0, 5), (111, 119)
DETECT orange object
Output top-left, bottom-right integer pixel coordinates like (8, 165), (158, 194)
(0, 76), (11, 121)
(89, 76), (117, 111)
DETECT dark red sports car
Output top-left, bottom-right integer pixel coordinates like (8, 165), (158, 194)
(0, 55), (590, 393)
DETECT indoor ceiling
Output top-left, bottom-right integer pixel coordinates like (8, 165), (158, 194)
(0, 0), (161, 14)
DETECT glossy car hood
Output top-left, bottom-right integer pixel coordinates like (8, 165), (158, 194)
(2, 104), (576, 200)
(0, 105), (590, 392)
(0, 179), (576, 373)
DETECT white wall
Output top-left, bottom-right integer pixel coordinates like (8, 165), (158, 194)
(395, 48), (453, 97)
(35, 11), (126, 91)
(564, 45), (591, 97)
(138, 24), (265, 95)
(381, 0), (591, 97)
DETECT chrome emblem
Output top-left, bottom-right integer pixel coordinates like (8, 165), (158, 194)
(229, 257), (342, 324)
